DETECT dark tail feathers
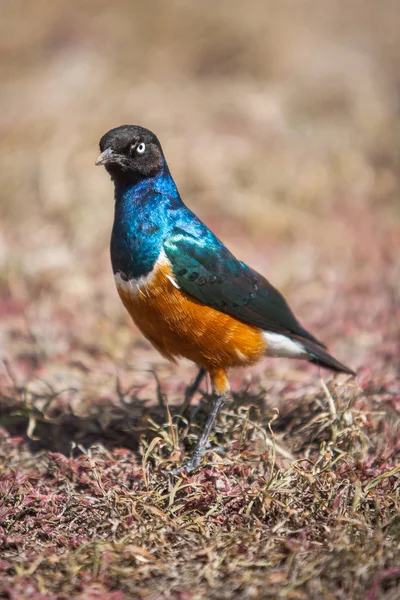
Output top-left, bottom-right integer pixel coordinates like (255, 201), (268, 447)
(299, 338), (356, 376)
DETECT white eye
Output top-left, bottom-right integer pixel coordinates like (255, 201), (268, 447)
(136, 142), (146, 154)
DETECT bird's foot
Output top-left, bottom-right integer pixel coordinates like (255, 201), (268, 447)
(165, 454), (202, 476)
(163, 444), (225, 477)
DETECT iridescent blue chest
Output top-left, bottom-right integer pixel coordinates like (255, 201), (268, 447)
(110, 170), (179, 279)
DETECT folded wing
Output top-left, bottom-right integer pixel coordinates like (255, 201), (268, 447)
(164, 230), (326, 348)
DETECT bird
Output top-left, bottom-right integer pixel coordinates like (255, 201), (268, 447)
(96, 124), (355, 474)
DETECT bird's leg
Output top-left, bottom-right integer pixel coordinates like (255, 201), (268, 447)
(182, 392), (227, 472)
(180, 367), (206, 416)
(168, 368), (229, 475)
(168, 392), (227, 475)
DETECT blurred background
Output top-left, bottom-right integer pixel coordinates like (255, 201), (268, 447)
(1, 0), (399, 395)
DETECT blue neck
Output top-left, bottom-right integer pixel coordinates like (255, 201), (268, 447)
(110, 165), (182, 279)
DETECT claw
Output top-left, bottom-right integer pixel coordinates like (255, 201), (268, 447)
(162, 444), (225, 477)
(163, 455), (202, 477)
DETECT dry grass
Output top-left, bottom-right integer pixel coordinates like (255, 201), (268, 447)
(0, 370), (399, 599)
(1, 1), (400, 598)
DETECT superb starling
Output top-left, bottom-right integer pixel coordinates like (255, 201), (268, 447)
(96, 125), (355, 473)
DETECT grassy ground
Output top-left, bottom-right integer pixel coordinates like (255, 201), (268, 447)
(1, 1), (400, 598)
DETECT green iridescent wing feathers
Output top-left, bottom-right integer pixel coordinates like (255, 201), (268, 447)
(163, 231), (326, 348)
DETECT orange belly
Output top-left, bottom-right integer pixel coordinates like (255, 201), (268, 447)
(116, 261), (266, 387)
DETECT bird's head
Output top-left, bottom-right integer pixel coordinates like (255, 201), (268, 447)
(96, 125), (164, 182)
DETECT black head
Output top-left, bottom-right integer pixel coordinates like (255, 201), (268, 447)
(96, 125), (165, 182)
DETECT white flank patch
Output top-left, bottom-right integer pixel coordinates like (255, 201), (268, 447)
(263, 332), (308, 359)
(114, 248), (179, 294)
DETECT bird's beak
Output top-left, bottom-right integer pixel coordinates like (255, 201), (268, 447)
(95, 147), (115, 166)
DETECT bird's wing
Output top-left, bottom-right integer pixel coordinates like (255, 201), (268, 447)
(163, 229), (326, 347)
